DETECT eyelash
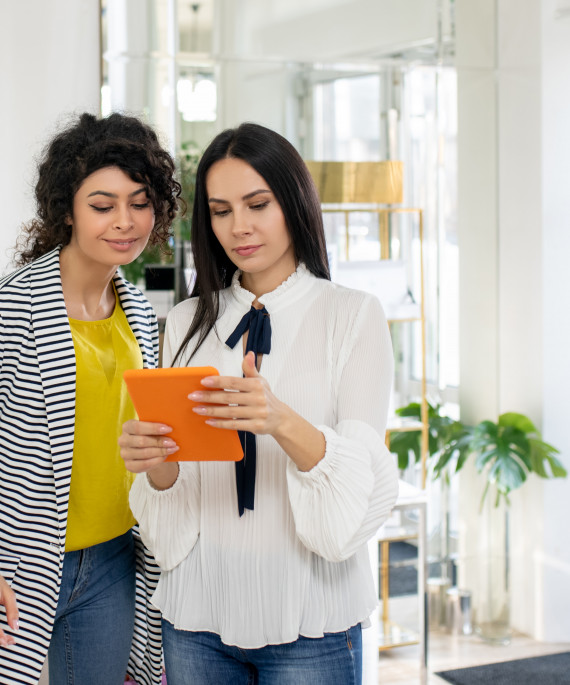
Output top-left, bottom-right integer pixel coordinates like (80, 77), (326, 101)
(211, 201), (270, 217)
(90, 202), (151, 213)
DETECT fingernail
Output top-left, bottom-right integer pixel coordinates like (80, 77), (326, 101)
(205, 420), (217, 426)
(11, 620), (18, 631)
(157, 425), (173, 434)
(201, 377), (215, 387)
(188, 392), (203, 400)
(192, 407), (207, 415)
(166, 446), (179, 454)
(162, 438), (176, 448)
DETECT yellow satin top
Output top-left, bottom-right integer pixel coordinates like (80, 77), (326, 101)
(66, 291), (141, 551)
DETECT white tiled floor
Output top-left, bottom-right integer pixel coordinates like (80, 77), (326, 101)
(378, 630), (570, 684)
(375, 593), (570, 684)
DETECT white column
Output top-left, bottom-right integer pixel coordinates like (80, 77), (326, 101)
(455, 0), (501, 607)
(106, 0), (151, 113)
(0, 0), (100, 275)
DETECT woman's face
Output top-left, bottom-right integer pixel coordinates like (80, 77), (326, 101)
(66, 166), (155, 270)
(206, 157), (296, 294)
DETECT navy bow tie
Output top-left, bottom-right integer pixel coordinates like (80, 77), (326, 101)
(225, 306), (272, 516)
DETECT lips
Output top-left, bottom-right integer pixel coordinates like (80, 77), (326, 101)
(234, 245), (261, 256)
(104, 238), (138, 252)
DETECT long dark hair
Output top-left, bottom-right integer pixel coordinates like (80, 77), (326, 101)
(174, 122), (330, 363)
(15, 112), (181, 265)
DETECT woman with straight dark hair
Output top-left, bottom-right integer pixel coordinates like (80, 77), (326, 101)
(0, 111), (179, 685)
(120, 122), (398, 685)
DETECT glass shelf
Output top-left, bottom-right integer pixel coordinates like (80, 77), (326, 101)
(386, 416), (424, 432)
(379, 619), (420, 650)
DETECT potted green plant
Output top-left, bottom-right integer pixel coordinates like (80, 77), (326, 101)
(391, 404), (567, 643)
(432, 411), (566, 508)
(390, 404), (566, 505)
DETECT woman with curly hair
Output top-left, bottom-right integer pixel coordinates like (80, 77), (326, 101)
(0, 112), (181, 685)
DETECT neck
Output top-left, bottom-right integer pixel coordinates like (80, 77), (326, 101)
(240, 263), (298, 300)
(59, 247), (117, 320)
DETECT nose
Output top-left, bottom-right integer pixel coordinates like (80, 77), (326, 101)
(114, 204), (134, 231)
(231, 208), (252, 237)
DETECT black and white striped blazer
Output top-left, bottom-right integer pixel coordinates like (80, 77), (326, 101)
(0, 247), (163, 685)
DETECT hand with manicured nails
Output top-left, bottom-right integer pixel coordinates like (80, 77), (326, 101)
(0, 574), (18, 647)
(119, 417), (180, 491)
(190, 352), (326, 473)
(189, 351), (287, 437)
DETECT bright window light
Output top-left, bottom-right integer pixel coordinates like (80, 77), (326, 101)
(177, 76), (217, 122)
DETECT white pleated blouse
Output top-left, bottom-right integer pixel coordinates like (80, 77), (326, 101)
(130, 264), (398, 648)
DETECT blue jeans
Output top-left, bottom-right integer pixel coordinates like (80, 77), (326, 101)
(48, 530), (136, 685)
(162, 619), (362, 685)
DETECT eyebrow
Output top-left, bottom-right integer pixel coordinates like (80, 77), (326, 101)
(208, 189), (272, 204)
(87, 187), (148, 199)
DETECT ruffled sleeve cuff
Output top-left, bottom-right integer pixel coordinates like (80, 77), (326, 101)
(286, 421), (398, 562)
(129, 462), (201, 571)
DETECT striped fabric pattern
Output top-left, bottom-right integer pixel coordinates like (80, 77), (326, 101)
(0, 247), (162, 685)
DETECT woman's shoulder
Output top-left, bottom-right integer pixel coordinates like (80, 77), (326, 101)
(167, 285), (233, 322)
(319, 278), (384, 312)
(168, 294), (200, 322)
(0, 248), (60, 293)
(163, 295), (200, 342)
(0, 262), (32, 292)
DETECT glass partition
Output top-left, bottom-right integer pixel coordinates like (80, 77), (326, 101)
(99, 0), (458, 397)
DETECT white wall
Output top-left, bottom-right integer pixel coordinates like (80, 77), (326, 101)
(457, 0), (570, 640)
(540, 0), (570, 642)
(0, 0), (100, 275)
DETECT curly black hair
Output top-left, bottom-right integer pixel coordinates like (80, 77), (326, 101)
(15, 112), (182, 265)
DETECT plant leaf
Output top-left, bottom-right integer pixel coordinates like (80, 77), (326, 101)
(528, 437), (568, 478)
(498, 412), (537, 434)
(388, 430), (421, 470)
(395, 403), (422, 419)
(491, 455), (527, 492)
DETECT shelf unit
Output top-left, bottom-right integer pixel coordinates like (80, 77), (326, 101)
(377, 481), (428, 682)
(324, 204), (428, 486)
(306, 161), (429, 684)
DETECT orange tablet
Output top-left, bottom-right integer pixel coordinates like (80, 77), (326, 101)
(123, 367), (244, 462)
